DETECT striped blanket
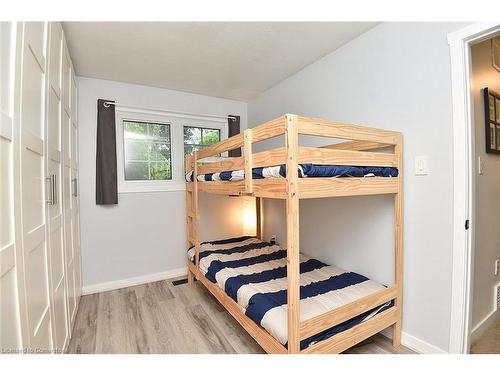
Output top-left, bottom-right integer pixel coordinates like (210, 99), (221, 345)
(188, 236), (392, 349)
(186, 163), (398, 182)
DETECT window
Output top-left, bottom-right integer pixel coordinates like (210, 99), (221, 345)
(123, 120), (172, 180)
(183, 126), (221, 155)
(116, 109), (227, 193)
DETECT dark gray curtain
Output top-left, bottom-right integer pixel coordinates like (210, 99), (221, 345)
(96, 99), (118, 205)
(228, 115), (241, 157)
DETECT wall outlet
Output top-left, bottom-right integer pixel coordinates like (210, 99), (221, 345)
(270, 235), (277, 245)
(495, 258), (499, 276)
(415, 155), (429, 175)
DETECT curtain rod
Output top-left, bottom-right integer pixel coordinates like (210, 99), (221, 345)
(102, 101), (237, 121)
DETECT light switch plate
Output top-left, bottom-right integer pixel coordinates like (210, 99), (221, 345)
(415, 155), (429, 176)
(478, 156), (485, 175)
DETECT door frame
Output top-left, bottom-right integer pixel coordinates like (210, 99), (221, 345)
(448, 22), (500, 354)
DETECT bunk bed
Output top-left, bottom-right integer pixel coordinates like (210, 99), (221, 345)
(184, 114), (403, 354)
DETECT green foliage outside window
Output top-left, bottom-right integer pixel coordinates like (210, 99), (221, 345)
(123, 120), (171, 181)
(183, 126), (221, 155)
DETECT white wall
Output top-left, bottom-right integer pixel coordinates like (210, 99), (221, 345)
(248, 22), (468, 352)
(470, 39), (500, 333)
(78, 77), (247, 288)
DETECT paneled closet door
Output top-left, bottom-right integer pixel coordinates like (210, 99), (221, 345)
(46, 22), (68, 351)
(19, 21), (53, 351)
(61, 39), (77, 329)
(70, 68), (82, 302)
(0, 22), (26, 351)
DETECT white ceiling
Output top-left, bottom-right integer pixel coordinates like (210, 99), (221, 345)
(63, 22), (378, 101)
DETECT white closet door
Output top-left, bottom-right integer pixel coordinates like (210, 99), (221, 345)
(0, 22), (26, 351)
(19, 21), (53, 351)
(61, 38), (77, 329)
(70, 68), (82, 302)
(1, 21), (80, 352)
(46, 22), (68, 351)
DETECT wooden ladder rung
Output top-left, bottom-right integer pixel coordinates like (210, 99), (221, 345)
(187, 236), (196, 245)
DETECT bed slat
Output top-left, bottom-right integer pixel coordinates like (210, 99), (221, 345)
(298, 147), (398, 167)
(250, 115), (286, 143)
(197, 180), (245, 195)
(197, 157), (244, 175)
(197, 133), (244, 160)
(252, 175), (287, 199)
(321, 140), (392, 151)
(252, 147), (287, 169)
(298, 177), (398, 198)
(300, 286), (398, 340)
(302, 307), (398, 354)
(297, 116), (399, 145)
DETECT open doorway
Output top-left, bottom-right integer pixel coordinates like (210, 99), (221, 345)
(469, 35), (500, 354)
(449, 23), (500, 354)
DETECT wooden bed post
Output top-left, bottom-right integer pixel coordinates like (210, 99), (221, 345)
(285, 114), (300, 354)
(255, 197), (262, 239)
(244, 129), (253, 194)
(186, 154), (194, 286)
(186, 152), (200, 286)
(392, 135), (403, 347)
(193, 151), (201, 271)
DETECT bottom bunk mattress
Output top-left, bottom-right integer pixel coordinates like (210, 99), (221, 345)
(187, 236), (392, 349)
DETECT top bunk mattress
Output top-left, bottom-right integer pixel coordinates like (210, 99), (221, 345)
(186, 163), (398, 182)
(187, 236), (392, 349)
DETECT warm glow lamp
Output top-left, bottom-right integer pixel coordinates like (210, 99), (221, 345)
(242, 196), (257, 235)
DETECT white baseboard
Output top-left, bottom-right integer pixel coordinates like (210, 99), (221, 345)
(82, 267), (187, 295)
(471, 308), (500, 344)
(380, 328), (447, 354)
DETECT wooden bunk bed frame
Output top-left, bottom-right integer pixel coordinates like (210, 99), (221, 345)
(184, 114), (403, 354)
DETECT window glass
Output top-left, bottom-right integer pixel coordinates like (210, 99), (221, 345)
(183, 126), (221, 155)
(123, 120), (172, 180)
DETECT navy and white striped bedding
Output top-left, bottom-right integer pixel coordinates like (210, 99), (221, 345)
(186, 164), (398, 182)
(188, 236), (392, 349)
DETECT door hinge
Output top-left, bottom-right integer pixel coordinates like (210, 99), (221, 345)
(465, 219), (470, 230)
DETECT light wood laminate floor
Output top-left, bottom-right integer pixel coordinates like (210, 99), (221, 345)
(67, 278), (415, 354)
(471, 316), (500, 354)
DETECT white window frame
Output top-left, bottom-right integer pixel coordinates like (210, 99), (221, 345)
(116, 108), (227, 193)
